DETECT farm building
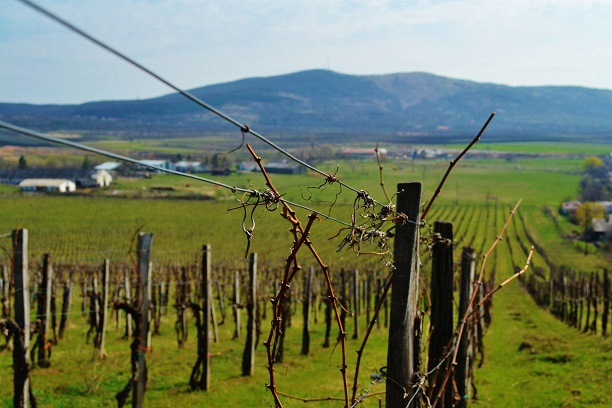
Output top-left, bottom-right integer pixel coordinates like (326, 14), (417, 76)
(90, 169), (113, 187)
(264, 161), (307, 174)
(175, 161), (208, 173)
(94, 162), (122, 172)
(136, 160), (175, 174)
(19, 178), (76, 193)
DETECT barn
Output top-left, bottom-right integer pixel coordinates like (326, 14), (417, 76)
(19, 178), (77, 193)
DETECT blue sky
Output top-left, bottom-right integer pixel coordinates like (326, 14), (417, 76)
(2, 0), (612, 104)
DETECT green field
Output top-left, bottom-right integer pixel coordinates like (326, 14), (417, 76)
(0, 153), (610, 407)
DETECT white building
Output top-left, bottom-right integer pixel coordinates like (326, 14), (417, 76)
(91, 170), (113, 187)
(19, 179), (76, 193)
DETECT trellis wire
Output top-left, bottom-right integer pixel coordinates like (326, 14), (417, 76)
(15, 0), (382, 206)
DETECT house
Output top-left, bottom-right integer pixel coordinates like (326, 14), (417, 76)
(265, 161), (307, 174)
(591, 215), (612, 242)
(91, 169), (113, 187)
(238, 162), (260, 173)
(94, 162), (122, 172)
(342, 148), (388, 158)
(175, 161), (208, 173)
(560, 201), (581, 217)
(19, 179), (76, 193)
(136, 160), (175, 174)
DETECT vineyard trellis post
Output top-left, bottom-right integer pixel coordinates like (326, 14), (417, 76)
(242, 252), (257, 376)
(135, 233), (153, 407)
(188, 244), (212, 390)
(457, 247), (476, 408)
(12, 228), (35, 407)
(2, 264), (10, 318)
(386, 182), (422, 408)
(96, 259), (110, 359)
(233, 271), (241, 339)
(301, 265), (313, 356)
(58, 271), (73, 339)
(34, 253), (52, 368)
(428, 221), (454, 408)
(124, 273), (133, 339)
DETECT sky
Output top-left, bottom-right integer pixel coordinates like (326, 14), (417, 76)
(2, 0), (612, 105)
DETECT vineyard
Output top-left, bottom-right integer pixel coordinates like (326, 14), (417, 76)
(0, 154), (610, 407)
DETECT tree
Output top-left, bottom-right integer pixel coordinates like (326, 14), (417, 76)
(575, 202), (606, 233)
(82, 156), (91, 170)
(584, 156), (604, 171)
(18, 155), (27, 170)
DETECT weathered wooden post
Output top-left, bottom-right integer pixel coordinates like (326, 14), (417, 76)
(233, 271), (241, 339)
(428, 221), (454, 407)
(33, 253), (53, 368)
(134, 234), (153, 407)
(58, 271), (73, 339)
(12, 229), (35, 407)
(242, 252), (257, 376)
(301, 266), (313, 355)
(176, 267), (189, 347)
(386, 182), (422, 408)
(202, 246), (213, 385)
(124, 273), (133, 339)
(1, 264), (10, 318)
(456, 247), (476, 408)
(189, 244), (212, 390)
(96, 259), (110, 359)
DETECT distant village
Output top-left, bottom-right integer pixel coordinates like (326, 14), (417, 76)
(0, 145), (458, 194)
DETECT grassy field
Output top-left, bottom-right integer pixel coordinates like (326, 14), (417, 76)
(0, 153), (610, 407)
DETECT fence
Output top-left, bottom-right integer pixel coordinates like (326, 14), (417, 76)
(0, 198), (506, 407)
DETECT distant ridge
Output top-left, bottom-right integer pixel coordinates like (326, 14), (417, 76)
(1, 70), (612, 144)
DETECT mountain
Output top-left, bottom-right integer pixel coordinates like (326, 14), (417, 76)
(1, 70), (612, 144)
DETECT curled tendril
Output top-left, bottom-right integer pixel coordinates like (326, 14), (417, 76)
(355, 190), (375, 210)
(299, 166), (342, 217)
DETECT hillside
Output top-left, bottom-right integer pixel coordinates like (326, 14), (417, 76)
(1, 70), (612, 144)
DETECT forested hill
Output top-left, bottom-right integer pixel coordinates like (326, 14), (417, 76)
(2, 70), (612, 144)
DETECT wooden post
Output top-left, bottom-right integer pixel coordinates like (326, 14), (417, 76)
(233, 271), (241, 339)
(2, 264), (11, 317)
(177, 267), (189, 347)
(386, 182), (422, 408)
(134, 233), (153, 408)
(242, 252), (257, 376)
(352, 269), (360, 340)
(124, 274), (133, 339)
(428, 221), (454, 407)
(201, 245), (212, 388)
(301, 266), (313, 355)
(216, 281), (226, 326)
(33, 253), (53, 368)
(59, 272), (73, 339)
(456, 247), (476, 408)
(97, 259), (110, 359)
(13, 229), (35, 406)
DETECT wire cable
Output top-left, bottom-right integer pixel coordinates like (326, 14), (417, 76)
(15, 0), (377, 202)
(0, 119), (353, 228)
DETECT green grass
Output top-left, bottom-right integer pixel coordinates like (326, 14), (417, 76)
(0, 155), (610, 407)
(444, 141), (612, 155)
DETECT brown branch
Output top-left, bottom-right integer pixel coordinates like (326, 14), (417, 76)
(246, 144), (349, 408)
(421, 112), (495, 221)
(472, 245), (534, 313)
(375, 144), (391, 204)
